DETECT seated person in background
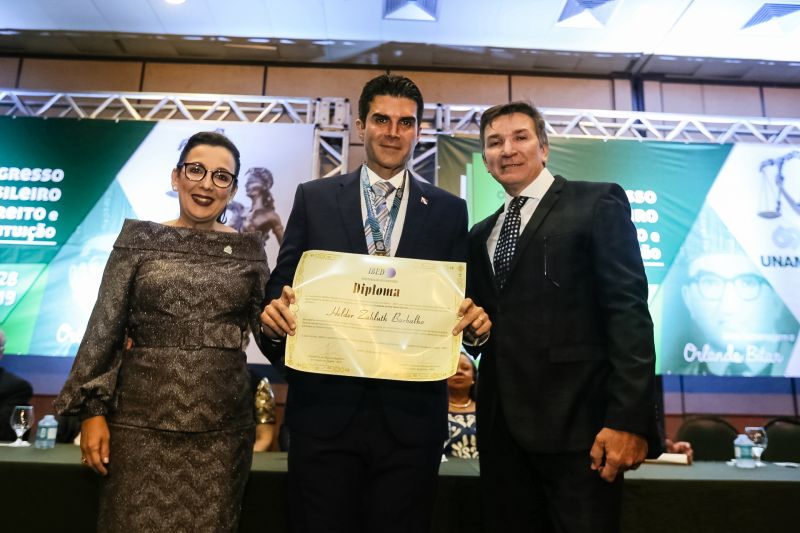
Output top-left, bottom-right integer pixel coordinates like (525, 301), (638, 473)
(444, 352), (478, 459)
(655, 375), (694, 463)
(665, 438), (694, 463)
(253, 374), (277, 452)
(0, 328), (34, 442)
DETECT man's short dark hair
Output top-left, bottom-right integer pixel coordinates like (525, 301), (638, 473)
(479, 101), (549, 150)
(358, 74), (424, 124)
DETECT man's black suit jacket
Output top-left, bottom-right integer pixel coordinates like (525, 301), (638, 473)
(265, 169), (468, 446)
(467, 175), (661, 454)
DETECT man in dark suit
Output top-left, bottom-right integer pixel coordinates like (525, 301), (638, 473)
(260, 74), (490, 533)
(467, 102), (660, 533)
(0, 329), (34, 442)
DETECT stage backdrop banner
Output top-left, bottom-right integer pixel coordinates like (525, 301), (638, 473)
(437, 136), (800, 377)
(1, 118), (315, 371)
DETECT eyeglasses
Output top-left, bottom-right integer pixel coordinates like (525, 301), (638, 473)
(689, 272), (766, 301)
(179, 162), (236, 189)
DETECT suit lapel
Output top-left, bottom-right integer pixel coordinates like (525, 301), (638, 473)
(337, 169), (368, 254)
(506, 175), (565, 283)
(394, 175), (430, 258)
(479, 207), (503, 295)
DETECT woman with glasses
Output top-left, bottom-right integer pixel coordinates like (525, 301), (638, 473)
(55, 131), (270, 532)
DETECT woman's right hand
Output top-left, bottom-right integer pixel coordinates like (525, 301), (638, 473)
(80, 415), (110, 476)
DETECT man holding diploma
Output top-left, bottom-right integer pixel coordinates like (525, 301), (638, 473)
(260, 74), (489, 533)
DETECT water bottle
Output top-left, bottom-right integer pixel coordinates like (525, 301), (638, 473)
(34, 414), (58, 449)
(733, 434), (755, 469)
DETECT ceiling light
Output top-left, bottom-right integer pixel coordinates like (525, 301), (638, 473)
(384, 0), (438, 22)
(742, 3), (800, 29)
(557, 0), (617, 28)
(224, 43), (277, 51)
(165, 0), (187, 5)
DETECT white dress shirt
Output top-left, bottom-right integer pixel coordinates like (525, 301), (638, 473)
(359, 165), (410, 257)
(487, 167), (555, 270)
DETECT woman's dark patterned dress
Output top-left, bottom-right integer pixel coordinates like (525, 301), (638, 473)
(444, 411), (478, 459)
(55, 219), (269, 532)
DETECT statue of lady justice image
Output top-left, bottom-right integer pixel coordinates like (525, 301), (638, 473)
(231, 167), (284, 246)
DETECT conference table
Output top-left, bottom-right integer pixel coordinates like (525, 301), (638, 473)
(2, 445), (799, 532)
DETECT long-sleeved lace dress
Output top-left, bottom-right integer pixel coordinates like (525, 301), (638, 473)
(55, 219), (269, 532)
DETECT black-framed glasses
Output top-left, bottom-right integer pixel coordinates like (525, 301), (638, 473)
(689, 272), (766, 301)
(179, 162), (236, 189)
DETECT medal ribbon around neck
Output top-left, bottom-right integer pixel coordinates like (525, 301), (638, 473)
(361, 165), (406, 255)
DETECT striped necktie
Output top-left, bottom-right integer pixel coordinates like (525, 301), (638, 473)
(493, 196), (528, 289)
(365, 180), (396, 255)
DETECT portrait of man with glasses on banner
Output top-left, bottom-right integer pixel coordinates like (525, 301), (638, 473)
(660, 207), (797, 377)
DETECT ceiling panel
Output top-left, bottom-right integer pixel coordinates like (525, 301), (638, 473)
(37, 0), (109, 31)
(145, 0), (214, 36)
(205, 0), (274, 38)
(0, 0), (799, 84)
(267, 0), (329, 40)
(93, 0), (164, 33)
(0, 0), (52, 29)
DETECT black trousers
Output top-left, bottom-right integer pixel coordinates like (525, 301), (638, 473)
(479, 406), (623, 533)
(287, 388), (443, 533)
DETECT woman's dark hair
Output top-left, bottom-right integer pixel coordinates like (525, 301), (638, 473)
(358, 74), (424, 125)
(176, 131), (240, 223)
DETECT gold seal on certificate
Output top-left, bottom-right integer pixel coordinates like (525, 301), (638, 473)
(286, 250), (466, 381)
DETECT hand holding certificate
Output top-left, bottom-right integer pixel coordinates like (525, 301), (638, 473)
(264, 250), (479, 381)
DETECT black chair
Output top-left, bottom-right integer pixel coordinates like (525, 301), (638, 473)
(763, 417), (800, 462)
(674, 416), (738, 461)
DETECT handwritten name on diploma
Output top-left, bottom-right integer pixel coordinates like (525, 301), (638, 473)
(325, 305), (425, 325)
(286, 250), (465, 381)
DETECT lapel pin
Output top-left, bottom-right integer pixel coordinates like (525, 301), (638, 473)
(421, 196), (428, 205)
(223, 245), (233, 255)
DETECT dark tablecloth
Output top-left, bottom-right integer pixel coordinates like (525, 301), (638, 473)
(2, 445), (798, 532)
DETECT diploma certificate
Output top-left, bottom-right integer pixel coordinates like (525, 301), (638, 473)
(286, 250), (466, 381)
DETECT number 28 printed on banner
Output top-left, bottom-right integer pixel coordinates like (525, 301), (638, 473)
(0, 270), (19, 305)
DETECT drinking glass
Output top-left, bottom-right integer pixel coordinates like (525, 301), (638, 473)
(8, 405), (34, 447)
(745, 426), (768, 466)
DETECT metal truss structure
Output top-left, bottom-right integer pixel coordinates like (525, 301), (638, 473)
(3, 88), (799, 181)
(0, 89), (350, 179)
(413, 103), (800, 178)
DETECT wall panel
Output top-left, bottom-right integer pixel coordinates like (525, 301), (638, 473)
(18, 59), (142, 91)
(0, 57), (20, 88)
(142, 62), (264, 95)
(390, 70), (508, 106)
(702, 84), (762, 116)
(642, 80), (664, 113)
(511, 76), (613, 109)
(763, 87), (800, 118)
(613, 78), (633, 111)
(661, 82), (704, 114)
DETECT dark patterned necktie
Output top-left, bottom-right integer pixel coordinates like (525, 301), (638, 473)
(493, 196), (528, 289)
